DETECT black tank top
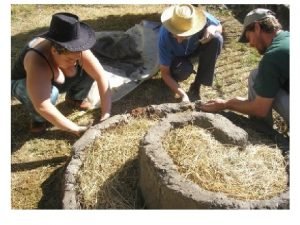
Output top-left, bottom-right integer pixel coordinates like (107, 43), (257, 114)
(11, 43), (54, 80)
(11, 41), (83, 81)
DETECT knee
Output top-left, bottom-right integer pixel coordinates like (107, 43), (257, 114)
(11, 79), (31, 104)
(208, 33), (223, 54)
(210, 33), (223, 46)
(170, 57), (194, 82)
(50, 86), (59, 105)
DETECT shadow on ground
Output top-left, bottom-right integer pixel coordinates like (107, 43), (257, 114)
(219, 111), (289, 155)
(11, 12), (161, 60)
(38, 165), (66, 209)
(11, 103), (79, 153)
(226, 4), (289, 31)
(91, 158), (145, 209)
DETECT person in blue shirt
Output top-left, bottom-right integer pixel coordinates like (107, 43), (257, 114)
(159, 4), (223, 102)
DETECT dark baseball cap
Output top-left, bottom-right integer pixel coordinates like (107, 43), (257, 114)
(239, 8), (276, 43)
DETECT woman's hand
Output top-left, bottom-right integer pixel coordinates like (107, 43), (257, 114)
(71, 125), (89, 137)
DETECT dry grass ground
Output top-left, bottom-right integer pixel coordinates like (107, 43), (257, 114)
(77, 117), (157, 209)
(11, 4), (288, 209)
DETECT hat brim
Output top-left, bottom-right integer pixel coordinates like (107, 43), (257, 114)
(38, 22), (96, 52)
(161, 6), (206, 37)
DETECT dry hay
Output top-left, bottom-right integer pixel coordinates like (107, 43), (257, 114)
(163, 124), (288, 201)
(77, 116), (156, 209)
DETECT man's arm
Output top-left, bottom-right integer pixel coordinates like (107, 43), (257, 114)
(160, 65), (190, 102)
(200, 95), (274, 118)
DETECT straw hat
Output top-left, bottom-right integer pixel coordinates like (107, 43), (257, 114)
(39, 12), (96, 52)
(161, 4), (206, 37)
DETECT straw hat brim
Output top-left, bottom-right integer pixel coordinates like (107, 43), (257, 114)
(161, 5), (207, 37)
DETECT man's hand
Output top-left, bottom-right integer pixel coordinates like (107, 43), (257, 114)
(200, 25), (220, 44)
(206, 25), (218, 37)
(199, 99), (226, 112)
(181, 93), (190, 103)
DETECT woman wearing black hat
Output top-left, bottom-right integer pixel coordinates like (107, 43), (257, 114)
(11, 12), (112, 135)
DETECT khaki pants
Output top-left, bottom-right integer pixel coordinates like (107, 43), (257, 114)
(248, 69), (289, 126)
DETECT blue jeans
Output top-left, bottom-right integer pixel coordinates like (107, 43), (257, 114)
(191, 32), (223, 87)
(248, 69), (289, 126)
(170, 33), (223, 88)
(11, 70), (94, 123)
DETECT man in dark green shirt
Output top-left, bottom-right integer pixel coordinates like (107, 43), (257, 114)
(200, 8), (289, 126)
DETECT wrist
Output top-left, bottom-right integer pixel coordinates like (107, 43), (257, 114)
(68, 125), (80, 136)
(100, 112), (111, 121)
(181, 93), (190, 103)
(222, 99), (229, 110)
(177, 88), (186, 97)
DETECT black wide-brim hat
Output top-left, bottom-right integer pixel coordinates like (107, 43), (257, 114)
(38, 12), (96, 52)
